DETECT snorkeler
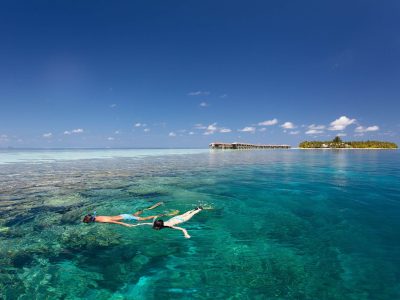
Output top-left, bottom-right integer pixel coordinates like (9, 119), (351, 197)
(132, 206), (204, 238)
(82, 202), (177, 227)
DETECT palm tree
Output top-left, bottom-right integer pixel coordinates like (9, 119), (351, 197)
(332, 136), (342, 144)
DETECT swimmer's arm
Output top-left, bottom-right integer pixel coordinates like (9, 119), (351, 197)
(107, 220), (134, 227)
(130, 223), (153, 227)
(170, 226), (191, 239)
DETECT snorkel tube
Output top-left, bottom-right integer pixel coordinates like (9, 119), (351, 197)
(91, 211), (96, 222)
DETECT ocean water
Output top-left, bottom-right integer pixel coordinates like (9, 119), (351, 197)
(0, 149), (399, 299)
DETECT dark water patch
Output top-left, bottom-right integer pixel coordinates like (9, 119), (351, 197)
(127, 191), (166, 198)
(4, 214), (37, 227)
(4, 205), (83, 227)
(60, 209), (87, 225)
(11, 252), (34, 268)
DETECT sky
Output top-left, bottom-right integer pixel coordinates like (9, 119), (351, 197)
(0, 0), (399, 148)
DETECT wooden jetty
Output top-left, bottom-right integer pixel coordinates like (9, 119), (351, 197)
(209, 142), (291, 150)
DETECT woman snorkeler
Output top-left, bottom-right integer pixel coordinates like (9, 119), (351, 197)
(132, 206), (204, 238)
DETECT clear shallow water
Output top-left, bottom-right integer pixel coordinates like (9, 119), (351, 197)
(0, 149), (399, 299)
(0, 148), (208, 164)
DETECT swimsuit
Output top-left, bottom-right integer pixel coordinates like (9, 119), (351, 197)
(119, 214), (140, 221)
(168, 216), (185, 223)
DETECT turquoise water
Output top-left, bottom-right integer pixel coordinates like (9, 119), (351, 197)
(1, 149), (399, 299)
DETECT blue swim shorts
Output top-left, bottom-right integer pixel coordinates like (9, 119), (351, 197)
(119, 214), (139, 221)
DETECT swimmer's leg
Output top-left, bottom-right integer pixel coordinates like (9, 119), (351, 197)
(133, 202), (164, 216)
(138, 215), (160, 221)
(144, 202), (164, 210)
(186, 207), (203, 219)
(133, 210), (143, 217)
(137, 210), (178, 221)
(180, 207), (201, 216)
(175, 207), (203, 222)
(177, 210), (196, 219)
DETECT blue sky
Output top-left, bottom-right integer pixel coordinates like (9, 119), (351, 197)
(0, 0), (399, 148)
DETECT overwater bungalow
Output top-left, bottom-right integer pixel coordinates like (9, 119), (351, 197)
(209, 142), (291, 149)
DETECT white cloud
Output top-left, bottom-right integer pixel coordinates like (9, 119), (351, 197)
(258, 118), (278, 126)
(110, 104), (117, 108)
(188, 91), (210, 96)
(207, 123), (217, 131)
(203, 123), (218, 135)
(238, 126), (256, 133)
(114, 130), (120, 134)
(188, 91), (202, 96)
(289, 131), (300, 135)
(107, 137), (114, 141)
(189, 131), (195, 135)
(355, 125), (379, 133)
(305, 124), (326, 135)
(64, 128), (84, 135)
(259, 128), (267, 132)
(306, 129), (324, 135)
(308, 124), (325, 130)
(134, 123), (147, 128)
(329, 116), (356, 131)
(0, 134), (9, 142)
(197, 123), (232, 135)
(144, 128), (150, 132)
(281, 122), (295, 129)
(199, 102), (209, 107)
(337, 133), (347, 137)
(194, 124), (207, 130)
(42, 132), (52, 138)
(169, 132), (176, 137)
(220, 94), (228, 98)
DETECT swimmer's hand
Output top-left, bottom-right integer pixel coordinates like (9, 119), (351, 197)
(170, 225), (190, 239)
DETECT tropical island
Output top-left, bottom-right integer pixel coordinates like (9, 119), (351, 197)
(299, 136), (398, 149)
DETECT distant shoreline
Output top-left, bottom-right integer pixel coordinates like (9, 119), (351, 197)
(299, 137), (397, 149)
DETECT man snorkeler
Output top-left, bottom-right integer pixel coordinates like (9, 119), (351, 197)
(82, 202), (178, 227)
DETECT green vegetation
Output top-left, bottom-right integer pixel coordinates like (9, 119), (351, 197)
(299, 137), (398, 149)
